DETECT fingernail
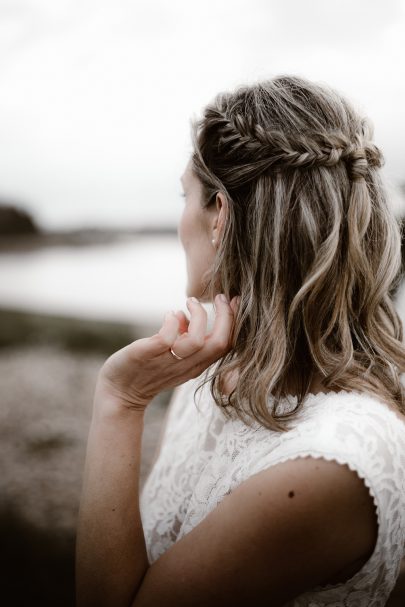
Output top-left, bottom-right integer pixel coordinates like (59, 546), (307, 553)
(187, 297), (199, 305)
(219, 294), (228, 303)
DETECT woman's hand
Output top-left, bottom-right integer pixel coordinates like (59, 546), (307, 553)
(93, 294), (240, 415)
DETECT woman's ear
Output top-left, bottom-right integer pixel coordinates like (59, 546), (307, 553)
(211, 192), (228, 242)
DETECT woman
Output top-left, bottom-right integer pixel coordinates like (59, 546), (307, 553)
(76, 76), (405, 606)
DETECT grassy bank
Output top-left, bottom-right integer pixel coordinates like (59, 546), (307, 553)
(0, 306), (157, 354)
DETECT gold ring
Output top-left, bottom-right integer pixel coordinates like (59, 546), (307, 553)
(170, 347), (184, 360)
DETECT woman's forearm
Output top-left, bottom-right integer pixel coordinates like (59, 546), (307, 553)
(75, 295), (236, 605)
(76, 404), (149, 607)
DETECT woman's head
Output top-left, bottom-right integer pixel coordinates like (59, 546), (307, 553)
(185, 75), (405, 430)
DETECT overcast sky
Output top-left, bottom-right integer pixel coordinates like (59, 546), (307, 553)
(0, 0), (404, 229)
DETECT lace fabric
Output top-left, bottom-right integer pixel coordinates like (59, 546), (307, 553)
(139, 374), (405, 606)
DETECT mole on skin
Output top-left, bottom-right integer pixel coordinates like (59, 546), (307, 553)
(288, 491), (295, 498)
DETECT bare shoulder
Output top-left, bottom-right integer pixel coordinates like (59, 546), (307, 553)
(133, 457), (378, 606)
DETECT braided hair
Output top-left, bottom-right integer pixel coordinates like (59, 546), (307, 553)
(191, 75), (405, 431)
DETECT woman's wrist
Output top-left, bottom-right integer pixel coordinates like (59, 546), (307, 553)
(92, 403), (147, 427)
(92, 387), (149, 423)
(92, 375), (151, 419)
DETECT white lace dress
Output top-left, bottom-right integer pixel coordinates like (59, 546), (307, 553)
(139, 372), (405, 606)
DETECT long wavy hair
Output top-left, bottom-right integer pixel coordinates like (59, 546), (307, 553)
(190, 75), (405, 432)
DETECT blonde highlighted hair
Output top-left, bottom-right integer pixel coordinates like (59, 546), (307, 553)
(191, 75), (405, 431)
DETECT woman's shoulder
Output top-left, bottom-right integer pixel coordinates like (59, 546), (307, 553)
(249, 390), (405, 599)
(273, 389), (405, 467)
(249, 389), (405, 533)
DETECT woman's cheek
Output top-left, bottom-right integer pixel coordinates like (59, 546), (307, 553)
(178, 208), (190, 251)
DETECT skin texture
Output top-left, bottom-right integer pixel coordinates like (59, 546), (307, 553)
(178, 159), (228, 301)
(75, 162), (379, 607)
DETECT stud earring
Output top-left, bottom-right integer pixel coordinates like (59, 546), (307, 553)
(211, 238), (216, 246)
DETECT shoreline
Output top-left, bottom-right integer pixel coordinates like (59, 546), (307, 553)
(0, 225), (178, 252)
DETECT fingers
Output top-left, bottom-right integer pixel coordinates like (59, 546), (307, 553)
(131, 294), (240, 363)
(229, 295), (241, 316)
(167, 295), (239, 362)
(174, 310), (189, 335)
(204, 294), (236, 357)
(169, 297), (208, 358)
(136, 311), (180, 358)
(159, 310), (180, 342)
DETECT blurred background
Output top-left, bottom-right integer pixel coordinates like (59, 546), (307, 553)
(0, 1), (405, 605)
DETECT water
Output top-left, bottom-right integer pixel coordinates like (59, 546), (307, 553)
(0, 236), (189, 325)
(1, 234), (405, 332)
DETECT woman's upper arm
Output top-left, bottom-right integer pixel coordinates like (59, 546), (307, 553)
(133, 456), (378, 607)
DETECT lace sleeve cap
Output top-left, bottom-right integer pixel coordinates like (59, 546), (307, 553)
(258, 394), (405, 571)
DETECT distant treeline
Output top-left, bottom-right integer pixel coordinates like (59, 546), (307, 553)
(0, 202), (177, 248)
(0, 203), (38, 235)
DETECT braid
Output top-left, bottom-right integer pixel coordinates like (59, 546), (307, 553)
(206, 108), (384, 180)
